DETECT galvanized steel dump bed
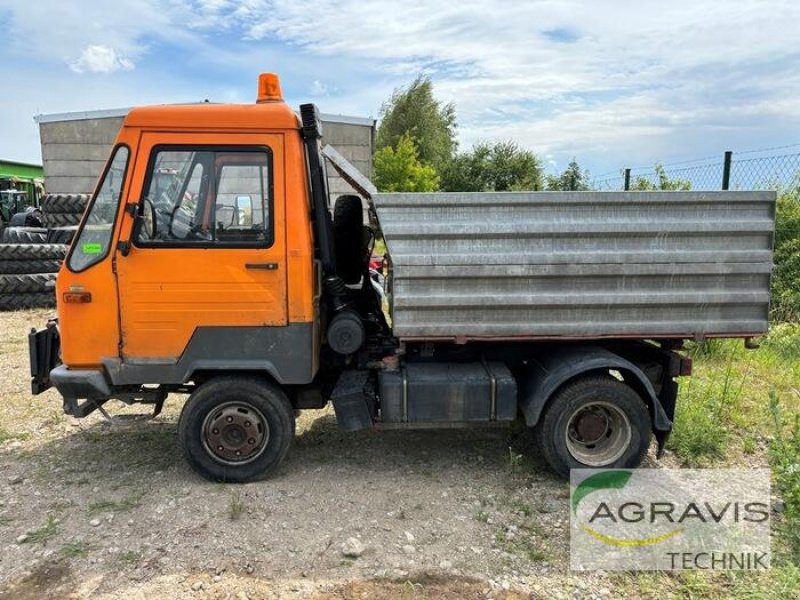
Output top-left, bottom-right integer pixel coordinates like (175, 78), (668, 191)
(374, 191), (775, 341)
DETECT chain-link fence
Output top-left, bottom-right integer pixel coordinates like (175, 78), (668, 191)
(592, 145), (800, 191)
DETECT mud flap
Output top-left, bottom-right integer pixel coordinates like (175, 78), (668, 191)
(331, 370), (375, 432)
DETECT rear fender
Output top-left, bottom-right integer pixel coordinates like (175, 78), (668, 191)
(519, 346), (672, 434)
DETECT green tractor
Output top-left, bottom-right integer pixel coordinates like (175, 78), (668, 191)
(0, 189), (42, 228)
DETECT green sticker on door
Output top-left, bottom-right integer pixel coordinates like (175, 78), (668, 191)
(82, 243), (103, 254)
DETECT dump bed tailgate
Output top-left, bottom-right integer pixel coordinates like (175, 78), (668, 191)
(374, 191), (775, 340)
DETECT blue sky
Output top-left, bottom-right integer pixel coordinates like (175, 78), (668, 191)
(1, 0), (799, 179)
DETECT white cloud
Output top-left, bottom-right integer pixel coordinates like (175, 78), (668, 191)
(310, 79), (328, 96)
(70, 45), (134, 74)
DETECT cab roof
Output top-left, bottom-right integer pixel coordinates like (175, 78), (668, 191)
(123, 101), (301, 131)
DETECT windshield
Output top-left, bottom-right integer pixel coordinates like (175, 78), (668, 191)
(67, 146), (130, 272)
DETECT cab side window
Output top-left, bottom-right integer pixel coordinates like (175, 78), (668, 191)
(136, 147), (272, 246)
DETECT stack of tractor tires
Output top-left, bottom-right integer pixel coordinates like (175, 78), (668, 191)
(0, 227), (47, 244)
(0, 243), (67, 311)
(41, 193), (89, 228)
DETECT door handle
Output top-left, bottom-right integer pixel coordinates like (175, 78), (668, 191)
(245, 262), (279, 270)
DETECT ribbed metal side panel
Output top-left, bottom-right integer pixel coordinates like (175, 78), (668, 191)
(373, 191), (776, 340)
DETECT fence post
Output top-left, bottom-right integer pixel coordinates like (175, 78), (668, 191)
(721, 151), (732, 190)
(624, 168), (631, 191)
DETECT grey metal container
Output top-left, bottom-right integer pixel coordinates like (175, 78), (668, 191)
(373, 191), (776, 341)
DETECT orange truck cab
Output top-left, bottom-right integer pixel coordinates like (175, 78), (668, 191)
(30, 72), (767, 483)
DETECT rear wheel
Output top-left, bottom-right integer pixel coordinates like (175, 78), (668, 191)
(534, 375), (651, 478)
(178, 376), (295, 482)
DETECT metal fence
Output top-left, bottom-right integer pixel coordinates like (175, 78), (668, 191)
(593, 145), (800, 191)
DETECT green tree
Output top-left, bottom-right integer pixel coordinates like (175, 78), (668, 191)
(373, 134), (439, 192)
(376, 75), (457, 171)
(546, 159), (590, 191)
(631, 164), (691, 191)
(771, 180), (800, 321)
(441, 141), (544, 192)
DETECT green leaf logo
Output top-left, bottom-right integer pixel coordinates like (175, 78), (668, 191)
(572, 470), (632, 515)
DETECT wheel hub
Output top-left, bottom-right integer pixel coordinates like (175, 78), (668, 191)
(574, 410), (609, 444)
(565, 401), (632, 466)
(203, 403), (269, 465)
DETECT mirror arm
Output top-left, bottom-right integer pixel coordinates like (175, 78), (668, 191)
(118, 202), (141, 256)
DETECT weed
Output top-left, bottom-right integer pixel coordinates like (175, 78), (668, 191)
(0, 515), (14, 526)
(229, 491), (244, 520)
(509, 499), (532, 517)
(119, 550), (142, 563)
(506, 447), (524, 475)
(88, 494), (142, 515)
(494, 528), (549, 562)
(742, 434), (758, 455)
(474, 511), (489, 523)
(21, 515), (58, 545)
(61, 541), (92, 558)
(400, 580), (425, 597)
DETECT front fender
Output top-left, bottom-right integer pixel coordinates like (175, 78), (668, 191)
(519, 346), (672, 433)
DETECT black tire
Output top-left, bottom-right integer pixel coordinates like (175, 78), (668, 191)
(334, 195), (367, 285)
(42, 213), (82, 228)
(178, 376), (295, 482)
(0, 292), (55, 311)
(42, 193), (90, 214)
(0, 227), (48, 244)
(0, 259), (62, 274)
(0, 244), (68, 261)
(46, 227), (78, 245)
(534, 375), (651, 478)
(0, 273), (56, 294)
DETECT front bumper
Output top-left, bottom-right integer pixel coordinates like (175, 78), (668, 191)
(30, 322), (114, 417)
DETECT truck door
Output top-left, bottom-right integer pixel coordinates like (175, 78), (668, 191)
(115, 133), (287, 361)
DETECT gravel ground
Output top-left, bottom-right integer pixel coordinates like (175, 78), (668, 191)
(0, 308), (654, 599)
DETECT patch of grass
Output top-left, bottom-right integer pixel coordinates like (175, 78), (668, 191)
(474, 510), (489, 523)
(0, 515), (14, 526)
(21, 515), (59, 545)
(61, 541), (93, 558)
(0, 428), (29, 444)
(87, 494), (142, 515)
(509, 499), (532, 517)
(494, 528), (549, 562)
(762, 323), (800, 360)
(119, 550), (142, 563)
(229, 491), (244, 520)
(668, 345), (747, 466)
(769, 392), (800, 564)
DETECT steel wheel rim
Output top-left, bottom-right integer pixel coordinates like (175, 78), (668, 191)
(202, 401), (270, 466)
(565, 401), (632, 466)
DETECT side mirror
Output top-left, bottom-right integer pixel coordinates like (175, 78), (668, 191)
(141, 198), (157, 239)
(129, 199), (157, 247)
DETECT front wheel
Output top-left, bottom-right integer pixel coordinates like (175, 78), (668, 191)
(178, 376), (295, 482)
(534, 375), (651, 478)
